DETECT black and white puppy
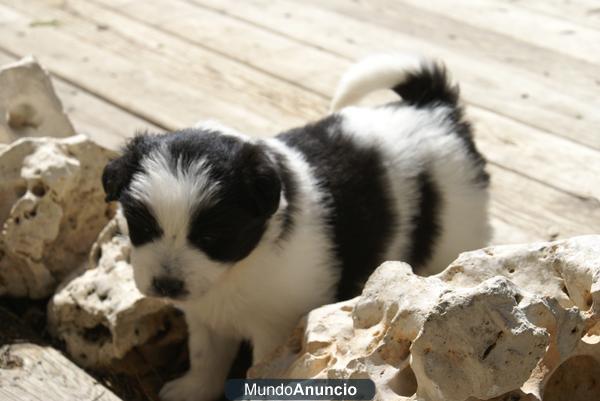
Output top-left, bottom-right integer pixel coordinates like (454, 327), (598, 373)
(102, 55), (490, 401)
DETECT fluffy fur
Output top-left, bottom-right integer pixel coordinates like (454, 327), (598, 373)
(102, 54), (490, 401)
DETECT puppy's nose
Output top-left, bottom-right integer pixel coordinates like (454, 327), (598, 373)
(152, 276), (186, 298)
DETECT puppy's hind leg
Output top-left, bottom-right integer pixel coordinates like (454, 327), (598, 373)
(160, 320), (239, 401)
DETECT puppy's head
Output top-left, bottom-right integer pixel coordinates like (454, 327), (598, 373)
(102, 128), (281, 301)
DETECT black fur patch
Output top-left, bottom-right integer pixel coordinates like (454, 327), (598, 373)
(391, 62), (489, 186)
(106, 129), (282, 262)
(448, 110), (490, 186)
(269, 149), (298, 242)
(120, 193), (163, 247)
(102, 134), (161, 202)
(154, 129), (281, 262)
(392, 62), (459, 107)
(106, 134), (164, 247)
(406, 171), (442, 269)
(188, 198), (271, 263)
(278, 115), (396, 300)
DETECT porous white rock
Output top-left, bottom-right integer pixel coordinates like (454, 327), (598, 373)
(252, 236), (600, 401)
(48, 211), (187, 371)
(0, 56), (75, 143)
(0, 135), (114, 298)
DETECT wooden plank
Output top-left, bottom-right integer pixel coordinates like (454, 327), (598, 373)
(93, 0), (342, 97)
(468, 107), (598, 202)
(501, 0), (600, 30)
(1, 0), (598, 245)
(389, 0), (600, 66)
(50, 0), (600, 202)
(191, 0), (600, 151)
(488, 164), (600, 244)
(0, 4), (287, 135)
(0, 343), (122, 401)
(303, 0), (600, 97)
(0, 50), (159, 151)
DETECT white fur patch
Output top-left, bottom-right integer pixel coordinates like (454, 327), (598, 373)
(129, 148), (218, 234)
(339, 104), (490, 274)
(127, 148), (225, 298)
(330, 53), (426, 112)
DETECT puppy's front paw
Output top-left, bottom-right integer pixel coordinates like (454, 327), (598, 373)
(159, 371), (221, 401)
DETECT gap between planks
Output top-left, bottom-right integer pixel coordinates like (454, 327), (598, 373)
(190, 0), (600, 152)
(55, 0), (600, 202)
(0, 0), (597, 244)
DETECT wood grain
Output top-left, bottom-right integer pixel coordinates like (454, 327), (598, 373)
(50, 0), (600, 201)
(191, 0), (600, 151)
(0, 343), (122, 401)
(0, 0), (597, 246)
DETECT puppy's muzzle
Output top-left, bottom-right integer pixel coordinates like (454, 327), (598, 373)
(152, 276), (187, 298)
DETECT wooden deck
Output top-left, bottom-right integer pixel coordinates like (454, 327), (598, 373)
(1, 0), (598, 246)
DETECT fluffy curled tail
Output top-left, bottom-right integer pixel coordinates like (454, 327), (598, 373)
(330, 54), (459, 112)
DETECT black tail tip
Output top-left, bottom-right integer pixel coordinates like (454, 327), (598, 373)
(392, 61), (459, 107)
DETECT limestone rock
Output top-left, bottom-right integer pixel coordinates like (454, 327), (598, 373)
(0, 135), (115, 298)
(252, 236), (600, 401)
(48, 210), (187, 373)
(0, 56), (75, 143)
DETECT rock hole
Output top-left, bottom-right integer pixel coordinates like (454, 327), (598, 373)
(508, 267), (515, 274)
(31, 183), (46, 197)
(584, 289), (593, 308)
(93, 246), (103, 265)
(482, 331), (503, 360)
(388, 365), (417, 397)
(0, 348), (24, 369)
(82, 324), (111, 344)
(14, 217), (20, 225)
(544, 355), (600, 401)
(562, 284), (571, 298)
(24, 206), (37, 219)
(482, 342), (496, 359)
(98, 292), (109, 302)
(6, 103), (40, 130)
(148, 318), (172, 343)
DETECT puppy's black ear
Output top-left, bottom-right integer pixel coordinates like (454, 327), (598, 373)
(102, 157), (131, 202)
(102, 134), (153, 202)
(238, 143), (281, 217)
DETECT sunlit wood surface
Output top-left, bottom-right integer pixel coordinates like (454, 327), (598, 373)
(1, 0), (598, 245)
